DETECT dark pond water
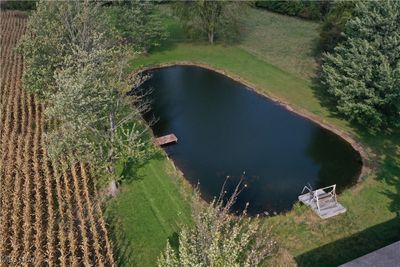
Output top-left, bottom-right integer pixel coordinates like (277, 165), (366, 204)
(139, 66), (362, 215)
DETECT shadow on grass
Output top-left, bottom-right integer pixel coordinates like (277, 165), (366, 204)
(310, 75), (342, 118)
(120, 149), (165, 184)
(168, 232), (180, 251)
(295, 215), (400, 267)
(372, 133), (400, 215)
(356, 127), (400, 215)
(105, 211), (135, 266)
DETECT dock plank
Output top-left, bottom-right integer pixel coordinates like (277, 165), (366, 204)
(155, 134), (178, 146)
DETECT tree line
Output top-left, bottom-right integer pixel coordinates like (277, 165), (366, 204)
(17, 0), (166, 189)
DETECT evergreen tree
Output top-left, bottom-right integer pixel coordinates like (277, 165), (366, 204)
(321, 0), (400, 130)
(319, 0), (356, 52)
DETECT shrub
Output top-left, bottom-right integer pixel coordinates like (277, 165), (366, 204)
(158, 182), (276, 266)
(255, 0), (331, 21)
(0, 0), (37, 11)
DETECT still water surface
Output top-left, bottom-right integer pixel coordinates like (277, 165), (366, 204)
(139, 66), (362, 214)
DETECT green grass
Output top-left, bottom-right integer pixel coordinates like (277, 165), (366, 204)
(240, 8), (320, 79)
(108, 5), (400, 267)
(106, 157), (191, 266)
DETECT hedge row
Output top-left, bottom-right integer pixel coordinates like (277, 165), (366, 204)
(0, 0), (37, 11)
(255, 0), (331, 21)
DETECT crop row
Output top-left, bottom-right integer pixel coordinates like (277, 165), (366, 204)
(0, 11), (115, 266)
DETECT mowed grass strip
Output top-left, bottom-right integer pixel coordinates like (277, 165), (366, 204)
(107, 158), (191, 267)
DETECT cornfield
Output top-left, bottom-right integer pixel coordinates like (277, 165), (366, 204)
(0, 11), (115, 266)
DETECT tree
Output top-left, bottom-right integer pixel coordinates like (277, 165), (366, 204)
(173, 0), (246, 44)
(321, 0), (400, 130)
(20, 0), (152, 187)
(45, 46), (151, 187)
(0, 0), (37, 10)
(158, 181), (276, 266)
(319, 0), (356, 52)
(18, 0), (114, 99)
(107, 0), (168, 53)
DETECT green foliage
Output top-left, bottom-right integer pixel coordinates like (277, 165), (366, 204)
(107, 0), (168, 53)
(173, 1), (246, 44)
(158, 184), (275, 266)
(255, 0), (331, 21)
(321, 0), (400, 130)
(20, 0), (152, 182)
(0, 0), (37, 11)
(319, 0), (356, 52)
(18, 0), (114, 99)
(45, 47), (150, 181)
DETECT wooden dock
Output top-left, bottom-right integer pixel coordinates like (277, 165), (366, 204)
(298, 184), (346, 219)
(155, 134), (178, 146)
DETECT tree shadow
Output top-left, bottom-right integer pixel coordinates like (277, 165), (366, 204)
(119, 149), (166, 184)
(295, 216), (400, 267)
(379, 155), (400, 215)
(367, 132), (400, 215)
(168, 231), (180, 251)
(105, 211), (136, 266)
(308, 36), (323, 59)
(149, 12), (189, 54)
(310, 73), (339, 115)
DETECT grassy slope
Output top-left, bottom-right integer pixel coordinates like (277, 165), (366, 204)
(110, 6), (400, 267)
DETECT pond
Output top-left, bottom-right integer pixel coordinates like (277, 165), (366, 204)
(139, 66), (362, 215)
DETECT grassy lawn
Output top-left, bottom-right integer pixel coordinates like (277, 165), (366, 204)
(108, 6), (400, 267)
(106, 157), (191, 266)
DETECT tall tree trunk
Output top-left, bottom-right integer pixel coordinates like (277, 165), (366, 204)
(208, 29), (214, 44)
(107, 111), (118, 197)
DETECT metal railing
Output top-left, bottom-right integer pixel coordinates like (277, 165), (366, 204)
(301, 184), (337, 212)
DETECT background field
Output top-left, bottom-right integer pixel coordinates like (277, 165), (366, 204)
(240, 7), (320, 79)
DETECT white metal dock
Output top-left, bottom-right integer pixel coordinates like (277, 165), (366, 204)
(298, 184), (346, 219)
